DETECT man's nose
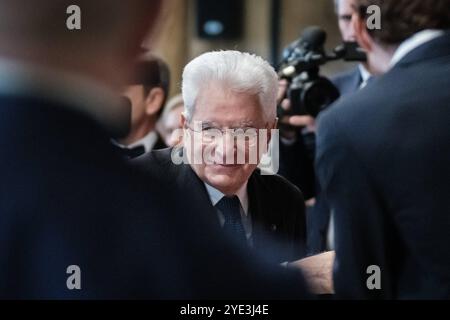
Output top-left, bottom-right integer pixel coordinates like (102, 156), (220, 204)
(215, 131), (237, 164)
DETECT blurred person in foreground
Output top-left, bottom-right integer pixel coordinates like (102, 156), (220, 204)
(316, 0), (450, 299)
(0, 0), (313, 299)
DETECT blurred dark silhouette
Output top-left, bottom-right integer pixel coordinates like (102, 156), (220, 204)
(0, 0), (310, 299)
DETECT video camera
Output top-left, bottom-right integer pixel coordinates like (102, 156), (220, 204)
(278, 26), (366, 118)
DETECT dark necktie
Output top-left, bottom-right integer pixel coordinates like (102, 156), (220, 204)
(215, 196), (247, 245)
(114, 145), (145, 159)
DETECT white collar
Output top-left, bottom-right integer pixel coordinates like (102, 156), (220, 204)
(358, 64), (371, 83)
(204, 180), (249, 215)
(390, 29), (445, 68)
(128, 130), (158, 153)
(0, 57), (123, 134)
(114, 130), (158, 153)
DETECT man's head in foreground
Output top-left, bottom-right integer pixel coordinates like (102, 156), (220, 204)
(0, 0), (163, 90)
(351, 0), (450, 74)
(181, 51), (278, 196)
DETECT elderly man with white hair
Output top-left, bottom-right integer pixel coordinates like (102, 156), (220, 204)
(0, 1), (318, 299)
(136, 50), (307, 264)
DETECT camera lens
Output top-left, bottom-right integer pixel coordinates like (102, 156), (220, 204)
(303, 78), (340, 117)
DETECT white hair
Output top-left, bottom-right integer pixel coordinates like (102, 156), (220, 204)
(182, 50), (278, 122)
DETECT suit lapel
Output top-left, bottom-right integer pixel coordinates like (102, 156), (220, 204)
(348, 67), (362, 93)
(247, 171), (277, 248)
(175, 151), (221, 229)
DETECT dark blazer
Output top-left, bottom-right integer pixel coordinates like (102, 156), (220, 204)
(308, 66), (364, 254)
(331, 66), (362, 96)
(112, 132), (167, 159)
(0, 93), (311, 299)
(278, 134), (316, 201)
(153, 133), (167, 150)
(134, 148), (307, 263)
(316, 32), (450, 299)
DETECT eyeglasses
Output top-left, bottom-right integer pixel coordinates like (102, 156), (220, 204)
(185, 123), (269, 146)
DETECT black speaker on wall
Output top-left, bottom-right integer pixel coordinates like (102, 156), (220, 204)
(196, 0), (244, 40)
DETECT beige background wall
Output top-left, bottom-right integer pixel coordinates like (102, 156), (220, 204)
(148, 0), (354, 99)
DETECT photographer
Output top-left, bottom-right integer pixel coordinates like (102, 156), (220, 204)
(332, 0), (375, 93)
(278, 0), (376, 255)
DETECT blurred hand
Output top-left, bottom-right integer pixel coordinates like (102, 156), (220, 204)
(289, 251), (335, 295)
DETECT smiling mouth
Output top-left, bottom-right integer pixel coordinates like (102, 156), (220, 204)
(212, 163), (242, 168)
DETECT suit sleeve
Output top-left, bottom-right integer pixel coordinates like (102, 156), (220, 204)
(289, 184), (307, 260)
(278, 135), (316, 200)
(315, 111), (395, 299)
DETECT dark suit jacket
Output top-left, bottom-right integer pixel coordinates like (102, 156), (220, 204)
(308, 66), (364, 254)
(153, 132), (167, 150)
(134, 148), (307, 263)
(316, 32), (450, 299)
(0, 93), (311, 299)
(278, 134), (316, 201)
(331, 66), (362, 96)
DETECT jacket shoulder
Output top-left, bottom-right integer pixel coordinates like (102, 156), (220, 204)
(131, 147), (178, 178)
(133, 147), (172, 166)
(331, 66), (359, 83)
(252, 171), (305, 203)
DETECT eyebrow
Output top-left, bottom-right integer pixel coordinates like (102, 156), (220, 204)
(199, 121), (218, 129)
(199, 120), (256, 128)
(240, 120), (256, 127)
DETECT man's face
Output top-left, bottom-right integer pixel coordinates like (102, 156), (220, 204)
(123, 85), (147, 128)
(183, 84), (274, 196)
(336, 0), (357, 42)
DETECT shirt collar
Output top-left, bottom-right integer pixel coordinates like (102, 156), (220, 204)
(204, 180), (249, 215)
(0, 57), (125, 135)
(129, 130), (158, 153)
(113, 130), (158, 153)
(390, 29), (445, 68)
(358, 64), (371, 83)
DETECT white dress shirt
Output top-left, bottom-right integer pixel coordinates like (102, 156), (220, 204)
(358, 63), (372, 89)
